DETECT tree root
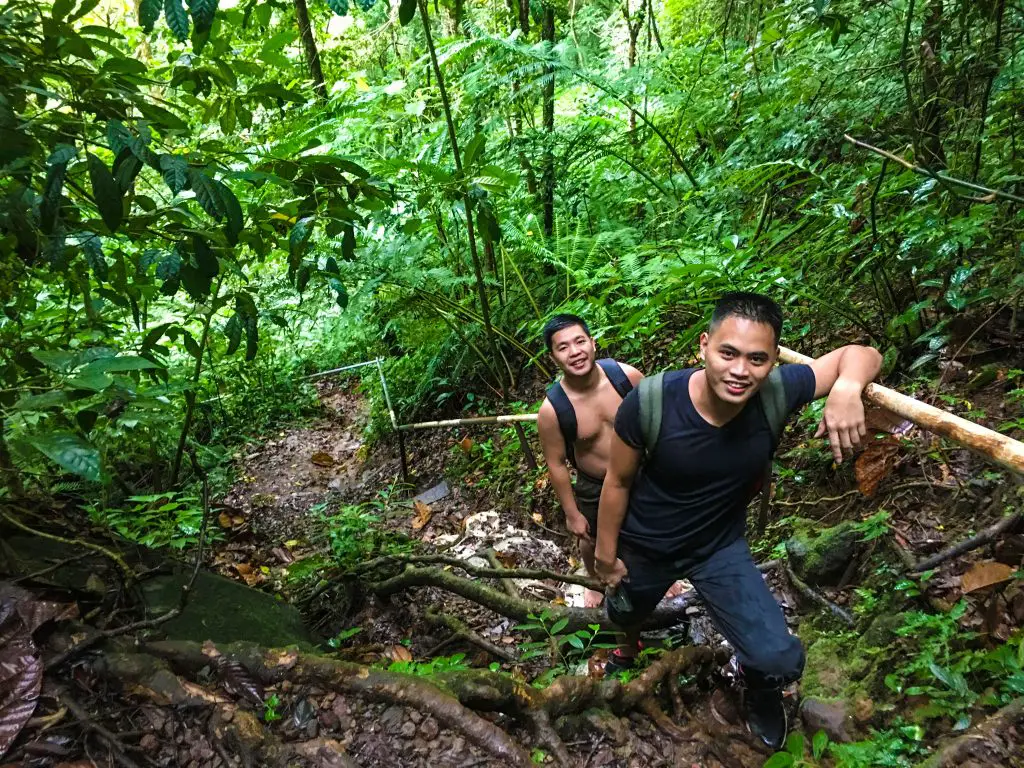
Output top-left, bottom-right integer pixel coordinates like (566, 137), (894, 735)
(424, 607), (516, 661)
(368, 564), (699, 632)
(59, 687), (145, 768)
(911, 511), (1023, 573)
(141, 640), (730, 767)
(784, 566), (854, 626)
(356, 552), (603, 590)
(920, 696), (1024, 767)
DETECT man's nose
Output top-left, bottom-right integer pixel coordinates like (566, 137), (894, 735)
(729, 360), (749, 378)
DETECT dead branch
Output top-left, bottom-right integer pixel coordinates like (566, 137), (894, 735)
(367, 564), (697, 632)
(487, 548), (522, 598)
(784, 567), (854, 626)
(424, 607), (516, 661)
(59, 687), (146, 768)
(911, 512), (1024, 573)
(356, 552), (602, 590)
(921, 696), (1024, 767)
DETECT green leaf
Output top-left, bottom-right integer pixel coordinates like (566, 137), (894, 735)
(477, 203), (500, 245)
(550, 617), (568, 635)
(326, 0), (349, 14)
(182, 331), (201, 358)
(47, 144), (78, 166)
(80, 235), (108, 281)
(398, 0), (416, 26)
(159, 154), (189, 195)
(87, 153), (123, 232)
(761, 753), (794, 768)
(12, 391), (69, 412)
(189, 168), (225, 220)
(66, 369), (115, 392)
(187, 0), (218, 32)
(139, 0), (162, 31)
(40, 161), (67, 235)
(463, 132), (485, 167)
(107, 121), (134, 154)
(812, 730), (828, 760)
(113, 148), (143, 194)
(80, 355), (163, 373)
(290, 216), (314, 266)
(296, 263), (312, 293)
(214, 179), (243, 245)
(31, 349), (77, 372)
(165, 0), (190, 40)
(785, 732), (804, 758)
(156, 249), (182, 280)
(29, 432), (101, 481)
(341, 224), (355, 260)
(566, 634), (584, 650)
(328, 278), (348, 309)
(224, 313), (242, 355)
(52, 0), (77, 22)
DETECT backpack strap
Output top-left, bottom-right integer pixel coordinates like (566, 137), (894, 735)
(638, 372), (666, 455)
(756, 367), (788, 532)
(597, 358), (634, 398)
(546, 382), (577, 467)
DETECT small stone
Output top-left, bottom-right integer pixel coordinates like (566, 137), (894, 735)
(380, 705), (404, 731)
(801, 696), (856, 743)
(400, 721), (416, 738)
(419, 717), (439, 740)
(451, 737), (466, 754)
(408, 710), (422, 724)
(140, 734), (159, 751)
(319, 710), (339, 730)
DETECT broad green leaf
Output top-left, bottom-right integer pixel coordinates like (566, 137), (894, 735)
(182, 331), (202, 358)
(462, 133), (485, 167)
(156, 249), (182, 280)
(187, 0), (218, 32)
(12, 390), (68, 412)
(165, 0), (190, 40)
(159, 154), (189, 195)
(139, 0), (162, 31)
(398, 0), (415, 25)
(40, 162), (67, 235)
(296, 263), (312, 293)
(224, 313), (242, 355)
(193, 236), (219, 278)
(80, 356), (163, 373)
(214, 179), (243, 245)
(29, 432), (101, 481)
(52, 0), (77, 21)
(113, 148), (143, 193)
(326, 0), (349, 15)
(341, 224), (355, 260)
(87, 153), (123, 232)
(189, 169), (225, 220)
(785, 732), (804, 758)
(66, 369), (115, 392)
(107, 121), (134, 154)
(31, 349), (77, 373)
(761, 753), (794, 768)
(290, 217), (314, 261)
(550, 617), (568, 635)
(242, 312), (258, 361)
(812, 730), (828, 760)
(80, 235), (108, 281)
(47, 144), (77, 166)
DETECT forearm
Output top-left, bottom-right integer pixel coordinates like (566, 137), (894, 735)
(835, 345), (882, 390)
(547, 462), (580, 517)
(595, 481), (629, 564)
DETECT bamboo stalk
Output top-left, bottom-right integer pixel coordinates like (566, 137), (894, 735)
(778, 346), (1024, 475)
(400, 413), (539, 431)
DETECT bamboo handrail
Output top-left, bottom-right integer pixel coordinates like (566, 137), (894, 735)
(397, 350), (1024, 476)
(777, 346), (1024, 476)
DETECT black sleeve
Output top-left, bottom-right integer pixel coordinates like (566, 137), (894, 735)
(780, 363), (817, 414)
(614, 387), (644, 449)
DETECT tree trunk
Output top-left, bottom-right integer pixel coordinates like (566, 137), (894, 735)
(919, 0), (945, 168)
(541, 5), (555, 238)
(293, 0), (327, 100)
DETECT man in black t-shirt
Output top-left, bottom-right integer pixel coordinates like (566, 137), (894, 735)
(594, 292), (882, 751)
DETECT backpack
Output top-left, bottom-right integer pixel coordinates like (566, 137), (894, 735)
(637, 367), (788, 530)
(547, 359), (634, 469)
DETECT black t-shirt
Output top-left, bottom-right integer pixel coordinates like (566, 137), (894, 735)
(614, 365), (817, 559)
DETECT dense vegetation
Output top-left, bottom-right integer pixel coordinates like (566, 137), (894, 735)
(2, 0), (1024, 765)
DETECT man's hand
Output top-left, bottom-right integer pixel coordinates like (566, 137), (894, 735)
(565, 511), (592, 543)
(595, 557), (628, 587)
(815, 378), (868, 463)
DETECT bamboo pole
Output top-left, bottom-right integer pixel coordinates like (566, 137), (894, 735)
(778, 346), (1024, 476)
(399, 413), (539, 431)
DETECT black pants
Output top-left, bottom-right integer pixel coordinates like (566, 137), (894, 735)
(573, 470), (604, 531)
(607, 536), (804, 687)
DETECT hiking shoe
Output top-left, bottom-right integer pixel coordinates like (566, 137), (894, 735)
(603, 649), (637, 676)
(745, 685), (788, 751)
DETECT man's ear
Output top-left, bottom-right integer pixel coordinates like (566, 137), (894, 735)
(698, 331), (709, 360)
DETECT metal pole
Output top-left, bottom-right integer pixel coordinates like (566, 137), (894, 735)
(304, 359), (381, 380)
(375, 358), (410, 486)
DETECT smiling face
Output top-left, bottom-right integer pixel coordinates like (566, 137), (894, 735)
(699, 315), (779, 406)
(549, 324), (597, 378)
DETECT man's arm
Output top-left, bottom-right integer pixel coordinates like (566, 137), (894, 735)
(594, 432), (642, 585)
(808, 344), (884, 463)
(537, 401), (591, 541)
(620, 362), (644, 388)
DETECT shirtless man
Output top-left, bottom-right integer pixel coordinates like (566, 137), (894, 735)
(537, 314), (642, 608)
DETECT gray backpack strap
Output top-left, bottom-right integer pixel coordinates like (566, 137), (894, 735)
(638, 372), (665, 455)
(757, 367), (787, 533)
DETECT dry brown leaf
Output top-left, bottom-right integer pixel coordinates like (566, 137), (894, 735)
(962, 561), (1017, 594)
(531, 512), (544, 525)
(385, 645), (413, 662)
(310, 452), (335, 467)
(854, 438), (900, 497)
(234, 563), (253, 575)
(411, 501), (433, 531)
(493, 550), (518, 568)
(458, 437), (473, 454)
(218, 512), (233, 529)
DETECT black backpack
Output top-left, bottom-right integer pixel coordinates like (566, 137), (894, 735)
(636, 367), (788, 527)
(546, 358), (634, 468)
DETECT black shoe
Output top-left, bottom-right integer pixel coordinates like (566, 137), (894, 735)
(745, 685), (788, 751)
(603, 649), (637, 676)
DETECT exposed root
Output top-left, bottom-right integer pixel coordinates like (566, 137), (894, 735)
(920, 696), (1024, 767)
(530, 709), (572, 765)
(424, 607), (516, 661)
(912, 510), (1024, 573)
(639, 698), (693, 742)
(784, 566), (854, 626)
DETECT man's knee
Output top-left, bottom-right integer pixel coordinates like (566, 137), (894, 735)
(744, 632), (805, 685)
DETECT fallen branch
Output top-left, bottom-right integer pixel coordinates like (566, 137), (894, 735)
(424, 607), (516, 662)
(784, 566), (854, 626)
(487, 549), (522, 599)
(356, 552), (602, 590)
(59, 688), (145, 768)
(911, 511), (1023, 573)
(843, 134), (1024, 205)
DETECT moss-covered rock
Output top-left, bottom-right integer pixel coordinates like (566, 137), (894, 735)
(786, 518), (860, 586)
(140, 570), (318, 648)
(802, 637), (869, 699)
(857, 612), (908, 652)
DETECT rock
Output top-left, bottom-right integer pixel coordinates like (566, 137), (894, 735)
(140, 570), (317, 648)
(801, 697), (857, 743)
(400, 721), (416, 738)
(408, 710), (422, 724)
(419, 717), (439, 740)
(380, 705), (404, 732)
(802, 638), (867, 700)
(786, 519), (860, 586)
(857, 612), (907, 651)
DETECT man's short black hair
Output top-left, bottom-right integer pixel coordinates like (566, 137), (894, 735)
(710, 292), (783, 344)
(543, 314), (590, 350)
